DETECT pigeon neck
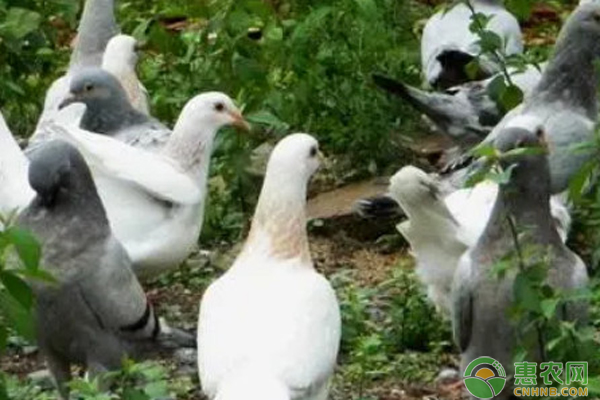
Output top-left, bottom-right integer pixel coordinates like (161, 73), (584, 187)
(244, 170), (311, 264)
(80, 102), (146, 135)
(483, 164), (558, 249)
(532, 32), (599, 118)
(102, 58), (134, 77)
(70, 0), (118, 70)
(163, 117), (219, 183)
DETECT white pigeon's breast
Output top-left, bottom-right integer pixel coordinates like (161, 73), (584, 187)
(198, 263), (341, 399)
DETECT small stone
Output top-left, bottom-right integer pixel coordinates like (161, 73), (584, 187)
(436, 367), (460, 385)
(174, 348), (197, 366)
(28, 369), (54, 389)
(23, 345), (39, 355)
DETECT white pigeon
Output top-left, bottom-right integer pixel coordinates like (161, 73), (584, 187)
(389, 165), (571, 316)
(197, 133), (341, 400)
(48, 92), (249, 278)
(422, 0), (523, 89)
(0, 112), (35, 218)
(102, 34), (151, 114)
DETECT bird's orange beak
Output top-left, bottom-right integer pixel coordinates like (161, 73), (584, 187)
(229, 110), (251, 132)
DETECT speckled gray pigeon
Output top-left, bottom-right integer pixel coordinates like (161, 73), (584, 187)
(17, 140), (195, 399)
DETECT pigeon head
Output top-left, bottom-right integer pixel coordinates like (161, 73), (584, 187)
(103, 34), (141, 69)
(175, 92), (251, 134)
(557, 2), (600, 60)
(495, 126), (550, 193)
(534, 2), (600, 118)
(561, 1), (600, 42)
(390, 166), (443, 209)
(265, 133), (321, 185)
(28, 140), (100, 208)
(59, 68), (131, 113)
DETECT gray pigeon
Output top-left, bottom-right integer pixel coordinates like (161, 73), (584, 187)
(31, 68), (170, 153)
(446, 2), (600, 194)
(373, 64), (542, 146)
(422, 0), (523, 89)
(32, 0), (119, 138)
(452, 126), (588, 399)
(70, 0), (119, 71)
(17, 141), (195, 399)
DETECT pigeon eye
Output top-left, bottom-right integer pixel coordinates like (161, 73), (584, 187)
(309, 146), (318, 158)
(84, 84), (93, 92)
(593, 12), (600, 23)
(214, 102), (225, 112)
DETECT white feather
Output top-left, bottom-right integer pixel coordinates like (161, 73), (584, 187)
(0, 112), (34, 217)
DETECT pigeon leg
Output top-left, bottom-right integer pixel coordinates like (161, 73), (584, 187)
(46, 352), (71, 400)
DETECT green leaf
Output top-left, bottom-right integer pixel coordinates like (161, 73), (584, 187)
(568, 159), (596, 203)
(143, 381), (168, 398)
(0, 271), (33, 309)
(506, 0), (534, 20)
(540, 298), (559, 320)
(246, 110), (289, 132)
(487, 164), (516, 185)
(465, 59), (481, 81)
(0, 326), (7, 354)
(0, 291), (35, 340)
(499, 84), (523, 112)
(478, 31), (502, 53)
(5, 228), (41, 271)
(0, 8), (41, 39)
(123, 388), (148, 400)
(513, 274), (540, 312)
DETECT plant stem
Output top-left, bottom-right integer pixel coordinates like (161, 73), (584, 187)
(462, 0), (514, 86)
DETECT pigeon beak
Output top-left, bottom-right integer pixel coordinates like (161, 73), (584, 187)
(58, 93), (78, 110)
(535, 127), (550, 153)
(229, 111), (251, 132)
(317, 150), (331, 170)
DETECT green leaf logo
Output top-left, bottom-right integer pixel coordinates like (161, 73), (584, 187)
(463, 357), (507, 399)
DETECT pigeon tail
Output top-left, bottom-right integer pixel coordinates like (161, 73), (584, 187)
(373, 74), (450, 121)
(374, 74), (457, 132)
(354, 194), (404, 219)
(156, 318), (197, 349)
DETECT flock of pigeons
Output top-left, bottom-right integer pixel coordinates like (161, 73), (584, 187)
(1, 0), (600, 399)
(359, 0), (600, 398)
